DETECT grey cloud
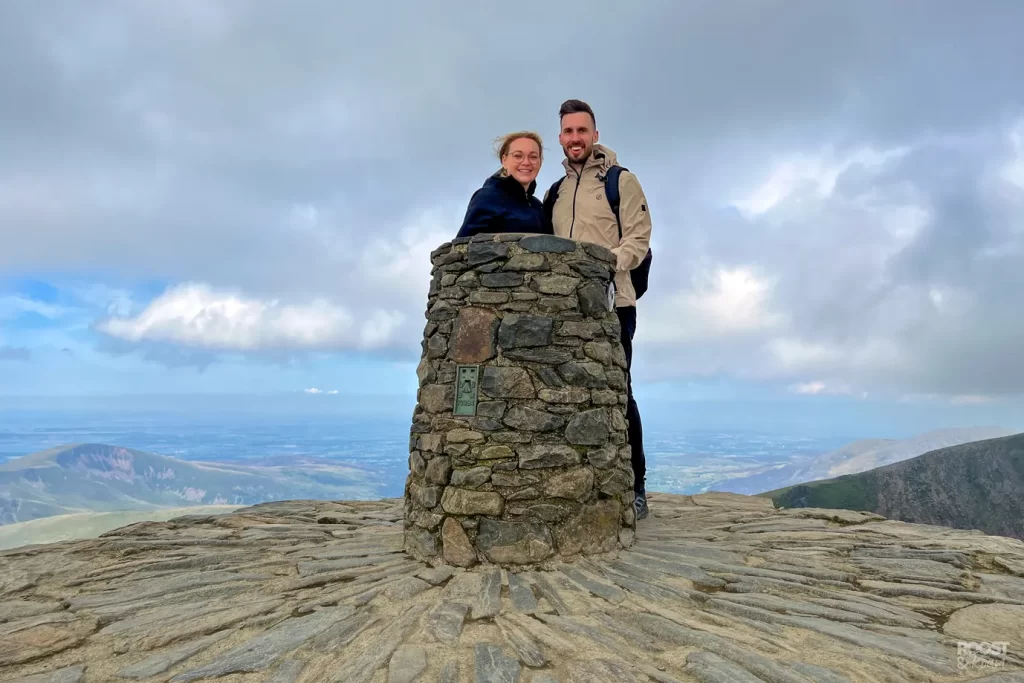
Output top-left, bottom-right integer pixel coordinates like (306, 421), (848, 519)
(0, 346), (31, 362)
(2, 1), (1023, 394)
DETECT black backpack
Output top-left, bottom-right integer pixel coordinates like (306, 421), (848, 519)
(542, 165), (652, 299)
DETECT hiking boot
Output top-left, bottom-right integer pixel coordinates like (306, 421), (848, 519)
(634, 491), (649, 520)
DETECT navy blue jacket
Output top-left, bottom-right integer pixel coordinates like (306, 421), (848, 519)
(456, 172), (552, 239)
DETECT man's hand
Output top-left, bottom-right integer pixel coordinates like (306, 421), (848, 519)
(611, 171), (652, 272)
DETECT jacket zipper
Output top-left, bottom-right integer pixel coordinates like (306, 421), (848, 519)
(569, 167), (582, 239)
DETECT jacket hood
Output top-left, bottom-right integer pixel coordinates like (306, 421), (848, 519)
(562, 143), (618, 175)
(486, 170), (538, 196)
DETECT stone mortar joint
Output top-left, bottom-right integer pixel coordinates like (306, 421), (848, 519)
(403, 232), (637, 569)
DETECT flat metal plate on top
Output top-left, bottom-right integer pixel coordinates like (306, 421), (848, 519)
(454, 365), (479, 416)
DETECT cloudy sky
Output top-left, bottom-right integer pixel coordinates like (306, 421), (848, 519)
(2, 1), (1024, 432)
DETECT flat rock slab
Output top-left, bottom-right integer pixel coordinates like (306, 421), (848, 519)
(2, 494), (1024, 682)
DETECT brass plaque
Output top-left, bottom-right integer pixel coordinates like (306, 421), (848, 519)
(454, 365), (479, 416)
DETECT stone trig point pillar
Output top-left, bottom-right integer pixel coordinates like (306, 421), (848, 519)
(403, 232), (636, 568)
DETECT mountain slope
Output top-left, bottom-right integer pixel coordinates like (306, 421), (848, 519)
(0, 443), (380, 525)
(761, 432), (1024, 539)
(717, 426), (1014, 495)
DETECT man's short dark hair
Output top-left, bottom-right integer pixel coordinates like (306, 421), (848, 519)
(559, 99), (595, 126)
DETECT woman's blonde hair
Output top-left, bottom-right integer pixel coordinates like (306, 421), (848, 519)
(494, 131), (544, 168)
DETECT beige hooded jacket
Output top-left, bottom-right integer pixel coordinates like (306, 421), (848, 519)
(544, 144), (652, 307)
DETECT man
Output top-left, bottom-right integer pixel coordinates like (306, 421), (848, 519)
(543, 98), (652, 520)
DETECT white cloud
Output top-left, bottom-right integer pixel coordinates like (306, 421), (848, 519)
(730, 145), (910, 218)
(95, 282), (406, 352)
(642, 265), (785, 344)
(304, 387), (339, 395)
(0, 296), (68, 320)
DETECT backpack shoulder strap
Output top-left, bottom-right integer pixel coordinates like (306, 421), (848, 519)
(604, 165), (627, 239)
(542, 176), (565, 225)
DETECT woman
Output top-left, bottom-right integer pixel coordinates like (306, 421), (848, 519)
(456, 131), (552, 238)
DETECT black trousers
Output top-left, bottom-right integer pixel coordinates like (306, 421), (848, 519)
(616, 306), (646, 495)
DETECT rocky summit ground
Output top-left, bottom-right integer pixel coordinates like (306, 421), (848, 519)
(2, 493), (1024, 683)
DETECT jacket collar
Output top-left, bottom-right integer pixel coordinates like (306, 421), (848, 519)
(562, 143), (618, 177)
(487, 170), (537, 196)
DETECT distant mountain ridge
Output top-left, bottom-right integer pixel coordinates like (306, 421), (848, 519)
(762, 432), (1024, 540)
(715, 426), (1015, 495)
(0, 443), (379, 525)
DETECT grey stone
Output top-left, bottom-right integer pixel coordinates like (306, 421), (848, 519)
(503, 347), (574, 364)
(569, 259), (612, 278)
(538, 387), (590, 403)
(480, 444), (515, 460)
(477, 519), (555, 564)
(507, 499), (578, 522)
(582, 341), (618, 365)
(503, 253), (549, 271)
(578, 281), (611, 318)
(581, 242), (616, 263)
(557, 361), (607, 388)
(685, 651), (767, 683)
(384, 577), (431, 601)
(442, 517), (477, 567)
(618, 552), (727, 588)
(536, 367), (565, 387)
(565, 408), (611, 445)
(481, 366), (535, 398)
(326, 611), (420, 683)
(503, 406), (565, 432)
(467, 240), (510, 266)
(169, 607), (353, 681)
(530, 274), (580, 296)
(519, 444), (582, 469)
(541, 468), (595, 500)
(442, 488), (504, 516)
(426, 601), (469, 643)
(410, 483), (442, 509)
(451, 466), (491, 488)
(456, 270), (480, 287)
(499, 314), (554, 348)
(496, 616), (549, 667)
(480, 272), (525, 287)
(529, 572), (573, 615)
(473, 570), (504, 619)
(401, 532), (438, 557)
(474, 643), (522, 683)
(446, 429), (485, 444)
(557, 321), (603, 339)
(266, 659), (306, 683)
(520, 235), (577, 253)
(427, 300), (458, 321)
(586, 445), (619, 468)
(491, 471), (543, 488)
(624, 612), (816, 683)
(439, 661), (460, 683)
(560, 566), (627, 604)
(598, 469), (633, 496)
(508, 574), (539, 612)
(705, 599), (956, 675)
(10, 666), (86, 683)
(425, 457), (452, 485)
(388, 646), (427, 683)
(417, 566), (456, 585)
(470, 291), (511, 304)
(537, 297), (577, 313)
(477, 400), (507, 418)
(786, 662), (852, 683)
